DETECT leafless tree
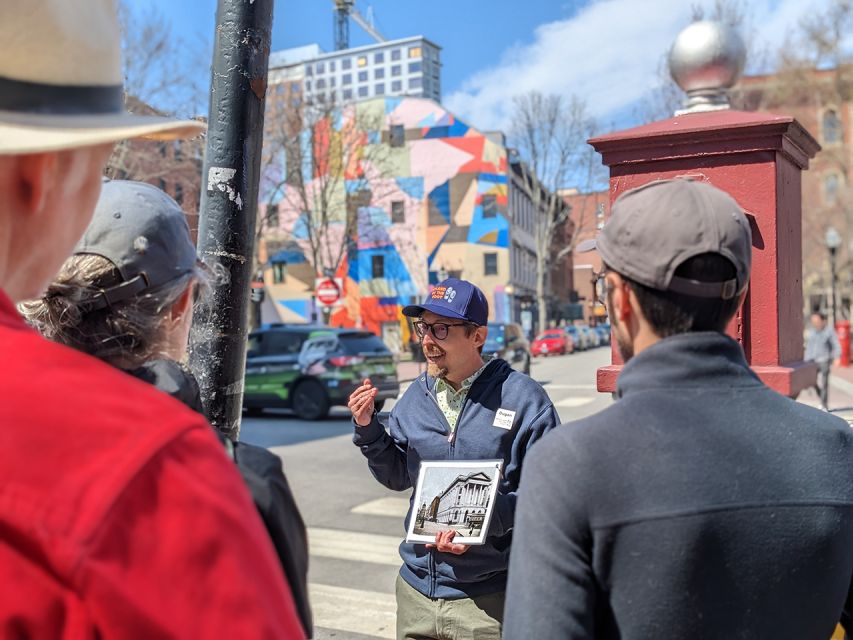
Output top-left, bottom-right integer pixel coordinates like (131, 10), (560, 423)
(259, 97), (405, 322)
(510, 91), (601, 331)
(105, 2), (208, 206)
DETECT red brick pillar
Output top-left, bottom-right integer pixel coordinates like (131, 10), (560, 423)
(589, 109), (820, 398)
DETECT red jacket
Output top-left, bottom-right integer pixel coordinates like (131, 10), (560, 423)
(0, 291), (305, 638)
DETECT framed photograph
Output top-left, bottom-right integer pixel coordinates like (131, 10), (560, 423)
(406, 460), (503, 546)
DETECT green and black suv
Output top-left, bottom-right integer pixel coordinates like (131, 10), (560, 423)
(244, 324), (400, 420)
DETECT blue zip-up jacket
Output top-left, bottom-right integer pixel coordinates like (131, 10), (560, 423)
(353, 358), (560, 599)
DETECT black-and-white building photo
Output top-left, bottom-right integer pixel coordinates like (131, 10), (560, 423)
(407, 460), (502, 545)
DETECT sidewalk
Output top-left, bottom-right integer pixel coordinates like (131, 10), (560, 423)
(396, 359), (426, 384)
(814, 363), (853, 424)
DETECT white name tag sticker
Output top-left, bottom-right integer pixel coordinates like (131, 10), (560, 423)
(493, 408), (516, 430)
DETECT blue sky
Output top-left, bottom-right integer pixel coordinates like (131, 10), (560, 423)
(132, 0), (845, 133)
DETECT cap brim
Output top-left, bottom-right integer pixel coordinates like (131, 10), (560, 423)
(0, 110), (205, 155)
(575, 238), (599, 253)
(402, 302), (468, 321)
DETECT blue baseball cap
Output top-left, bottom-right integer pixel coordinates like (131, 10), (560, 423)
(402, 278), (489, 326)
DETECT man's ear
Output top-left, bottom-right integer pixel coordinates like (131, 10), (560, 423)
(474, 325), (488, 348)
(15, 153), (57, 216)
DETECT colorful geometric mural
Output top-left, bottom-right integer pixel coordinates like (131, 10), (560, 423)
(260, 97), (511, 350)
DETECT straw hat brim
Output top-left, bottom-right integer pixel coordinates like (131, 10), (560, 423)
(0, 110), (205, 155)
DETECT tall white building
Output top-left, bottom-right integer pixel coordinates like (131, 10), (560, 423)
(268, 36), (442, 104)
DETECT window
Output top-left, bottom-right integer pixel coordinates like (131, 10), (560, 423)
(329, 60), (336, 72)
(391, 48), (401, 61)
(409, 61), (422, 73)
(374, 51), (384, 63)
(409, 77), (422, 89)
(390, 124), (405, 147)
(358, 86), (368, 98)
(391, 65), (401, 77)
(375, 82), (385, 95)
(329, 76), (336, 88)
(358, 70), (368, 82)
(342, 73), (352, 85)
(408, 46), (422, 58)
(316, 62), (324, 74)
(174, 183), (184, 205)
(391, 200), (405, 223)
(375, 67), (385, 79)
(391, 80), (402, 92)
(158, 178), (167, 191)
(357, 56), (367, 67)
(316, 78), (326, 89)
(305, 65), (313, 76)
(823, 109), (842, 144)
(343, 88), (353, 100)
(825, 174), (840, 204)
(482, 194), (497, 218)
(484, 253), (498, 276)
(342, 58), (351, 70)
(305, 80), (311, 91)
(372, 255), (385, 279)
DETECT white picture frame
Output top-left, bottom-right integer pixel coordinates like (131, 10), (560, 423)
(406, 459), (503, 546)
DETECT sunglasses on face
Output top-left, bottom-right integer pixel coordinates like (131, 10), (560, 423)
(413, 320), (473, 341)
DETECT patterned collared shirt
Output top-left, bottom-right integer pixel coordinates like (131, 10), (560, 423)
(435, 362), (488, 433)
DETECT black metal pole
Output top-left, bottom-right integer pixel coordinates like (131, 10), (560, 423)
(830, 247), (838, 328)
(190, 0), (273, 440)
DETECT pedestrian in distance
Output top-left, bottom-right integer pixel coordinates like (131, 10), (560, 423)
(348, 278), (560, 640)
(21, 179), (313, 638)
(805, 311), (842, 410)
(0, 0), (305, 637)
(503, 179), (853, 639)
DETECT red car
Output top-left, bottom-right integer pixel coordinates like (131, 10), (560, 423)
(531, 329), (572, 357)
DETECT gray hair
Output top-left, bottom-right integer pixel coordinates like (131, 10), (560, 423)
(19, 253), (213, 369)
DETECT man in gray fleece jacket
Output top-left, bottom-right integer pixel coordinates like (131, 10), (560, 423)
(504, 179), (853, 639)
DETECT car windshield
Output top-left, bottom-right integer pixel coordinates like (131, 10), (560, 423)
(339, 332), (389, 354)
(537, 331), (560, 340)
(484, 324), (506, 351)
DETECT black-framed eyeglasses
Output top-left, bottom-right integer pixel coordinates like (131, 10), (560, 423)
(413, 320), (471, 341)
(595, 268), (610, 306)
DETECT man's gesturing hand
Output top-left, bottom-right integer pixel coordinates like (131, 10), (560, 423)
(426, 529), (469, 555)
(348, 378), (378, 427)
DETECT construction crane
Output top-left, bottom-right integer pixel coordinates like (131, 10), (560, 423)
(333, 0), (386, 50)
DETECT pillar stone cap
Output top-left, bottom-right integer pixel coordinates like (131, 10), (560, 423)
(589, 109), (820, 169)
(669, 20), (746, 114)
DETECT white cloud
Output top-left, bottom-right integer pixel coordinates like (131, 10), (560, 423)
(445, 0), (838, 133)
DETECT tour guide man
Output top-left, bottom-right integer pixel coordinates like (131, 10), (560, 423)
(348, 278), (559, 640)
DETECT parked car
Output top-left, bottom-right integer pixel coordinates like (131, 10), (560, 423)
(578, 324), (600, 348)
(595, 325), (611, 345)
(531, 329), (571, 357)
(484, 322), (531, 374)
(564, 325), (585, 351)
(243, 324), (400, 420)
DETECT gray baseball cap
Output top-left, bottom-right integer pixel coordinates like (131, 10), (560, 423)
(581, 179), (752, 299)
(74, 180), (197, 311)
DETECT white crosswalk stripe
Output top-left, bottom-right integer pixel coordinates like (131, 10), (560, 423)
(309, 583), (397, 639)
(350, 496), (410, 518)
(308, 527), (401, 567)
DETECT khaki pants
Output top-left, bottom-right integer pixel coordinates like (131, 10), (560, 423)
(395, 574), (504, 640)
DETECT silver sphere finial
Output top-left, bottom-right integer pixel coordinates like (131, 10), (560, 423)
(668, 20), (746, 115)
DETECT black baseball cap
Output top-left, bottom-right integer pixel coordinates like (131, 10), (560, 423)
(402, 278), (489, 326)
(74, 180), (197, 310)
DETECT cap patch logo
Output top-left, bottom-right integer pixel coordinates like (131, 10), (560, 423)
(444, 287), (456, 303)
(431, 286), (447, 300)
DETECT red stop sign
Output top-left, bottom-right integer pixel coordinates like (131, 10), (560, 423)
(315, 278), (341, 305)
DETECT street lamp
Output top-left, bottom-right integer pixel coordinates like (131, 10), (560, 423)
(826, 226), (842, 327)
